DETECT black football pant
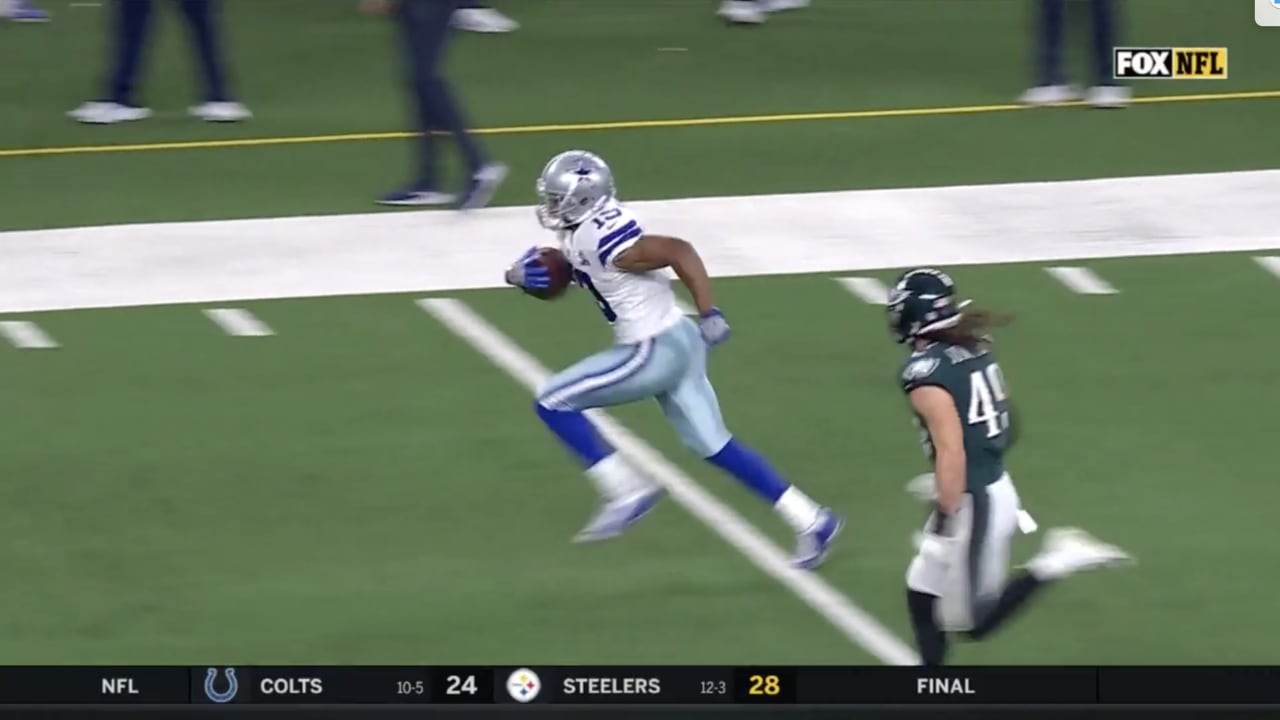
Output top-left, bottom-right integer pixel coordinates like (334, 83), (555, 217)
(106, 0), (233, 106)
(1033, 0), (1120, 88)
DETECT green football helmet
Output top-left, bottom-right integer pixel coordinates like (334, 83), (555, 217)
(886, 268), (966, 344)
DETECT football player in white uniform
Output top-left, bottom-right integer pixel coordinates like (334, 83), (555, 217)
(505, 150), (842, 569)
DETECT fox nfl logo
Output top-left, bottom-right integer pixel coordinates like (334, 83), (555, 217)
(1113, 47), (1228, 79)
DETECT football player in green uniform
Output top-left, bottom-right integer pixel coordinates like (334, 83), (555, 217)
(888, 268), (1132, 666)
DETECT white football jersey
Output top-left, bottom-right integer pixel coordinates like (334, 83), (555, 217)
(558, 199), (684, 345)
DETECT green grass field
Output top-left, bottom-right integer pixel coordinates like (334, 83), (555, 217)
(1, 0), (1279, 667)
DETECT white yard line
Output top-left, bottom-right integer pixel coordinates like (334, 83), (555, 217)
(0, 321), (58, 349)
(838, 277), (890, 305)
(1045, 266), (1118, 295)
(203, 308), (274, 337)
(1254, 256), (1280, 279)
(418, 297), (919, 666)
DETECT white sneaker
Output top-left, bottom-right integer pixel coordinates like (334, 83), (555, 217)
(718, 1), (767, 24)
(189, 101), (252, 123)
(1085, 85), (1132, 109)
(1017, 84), (1080, 106)
(763, 0), (810, 10)
(67, 101), (152, 124)
(573, 486), (663, 543)
(451, 7), (518, 33)
(1027, 527), (1132, 581)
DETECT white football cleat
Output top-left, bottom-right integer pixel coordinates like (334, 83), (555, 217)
(452, 7), (518, 33)
(1017, 84), (1080, 106)
(1085, 85), (1132, 109)
(4, 0), (51, 21)
(189, 101), (253, 123)
(1027, 527), (1132, 581)
(763, 0), (810, 10)
(718, 0), (767, 24)
(68, 101), (152, 125)
(792, 508), (843, 570)
(573, 487), (663, 543)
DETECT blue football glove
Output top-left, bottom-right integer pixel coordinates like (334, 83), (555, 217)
(699, 307), (731, 347)
(504, 247), (551, 291)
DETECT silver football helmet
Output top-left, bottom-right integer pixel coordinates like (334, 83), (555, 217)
(535, 150), (616, 230)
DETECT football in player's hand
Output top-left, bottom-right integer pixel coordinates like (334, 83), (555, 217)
(527, 248), (573, 300)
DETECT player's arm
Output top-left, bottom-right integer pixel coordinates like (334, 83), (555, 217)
(612, 234), (715, 314)
(908, 385), (966, 519)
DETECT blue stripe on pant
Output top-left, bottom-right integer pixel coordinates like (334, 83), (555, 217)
(535, 319), (733, 458)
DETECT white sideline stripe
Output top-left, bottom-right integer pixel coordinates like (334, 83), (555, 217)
(418, 297), (919, 667)
(204, 308), (273, 337)
(838, 277), (890, 305)
(1045, 266), (1118, 295)
(1254, 256), (1280, 279)
(4, 170), (1280, 314)
(0, 321), (58, 349)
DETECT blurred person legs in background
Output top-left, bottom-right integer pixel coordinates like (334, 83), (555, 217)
(379, 0), (507, 209)
(68, 0), (251, 124)
(718, 0), (809, 26)
(1019, 0), (1130, 109)
(0, 0), (50, 21)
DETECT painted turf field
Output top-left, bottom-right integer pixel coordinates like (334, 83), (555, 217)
(1, 171), (1279, 664)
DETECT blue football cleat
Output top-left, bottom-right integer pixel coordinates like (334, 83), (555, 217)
(792, 508), (843, 570)
(573, 487), (663, 543)
(8, 1), (51, 21)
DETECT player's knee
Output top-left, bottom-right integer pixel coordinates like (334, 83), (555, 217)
(679, 429), (730, 459)
(535, 396), (582, 419)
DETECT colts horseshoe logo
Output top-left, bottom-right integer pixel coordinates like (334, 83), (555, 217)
(204, 667), (239, 703)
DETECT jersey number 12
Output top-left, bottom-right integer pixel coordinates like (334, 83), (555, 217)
(968, 364), (1010, 438)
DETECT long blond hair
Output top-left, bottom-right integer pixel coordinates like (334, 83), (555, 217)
(925, 307), (1014, 349)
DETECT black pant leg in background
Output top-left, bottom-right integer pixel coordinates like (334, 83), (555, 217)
(1088, 0), (1118, 86)
(176, 0), (232, 102)
(397, 0), (487, 190)
(106, 0), (233, 106)
(108, 0), (155, 105)
(1032, 0), (1066, 87)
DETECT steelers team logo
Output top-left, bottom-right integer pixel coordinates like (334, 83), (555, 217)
(506, 668), (542, 703)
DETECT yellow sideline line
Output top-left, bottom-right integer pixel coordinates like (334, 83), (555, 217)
(1, 88), (1276, 159)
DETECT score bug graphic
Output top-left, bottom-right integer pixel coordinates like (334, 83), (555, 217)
(506, 668), (542, 703)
